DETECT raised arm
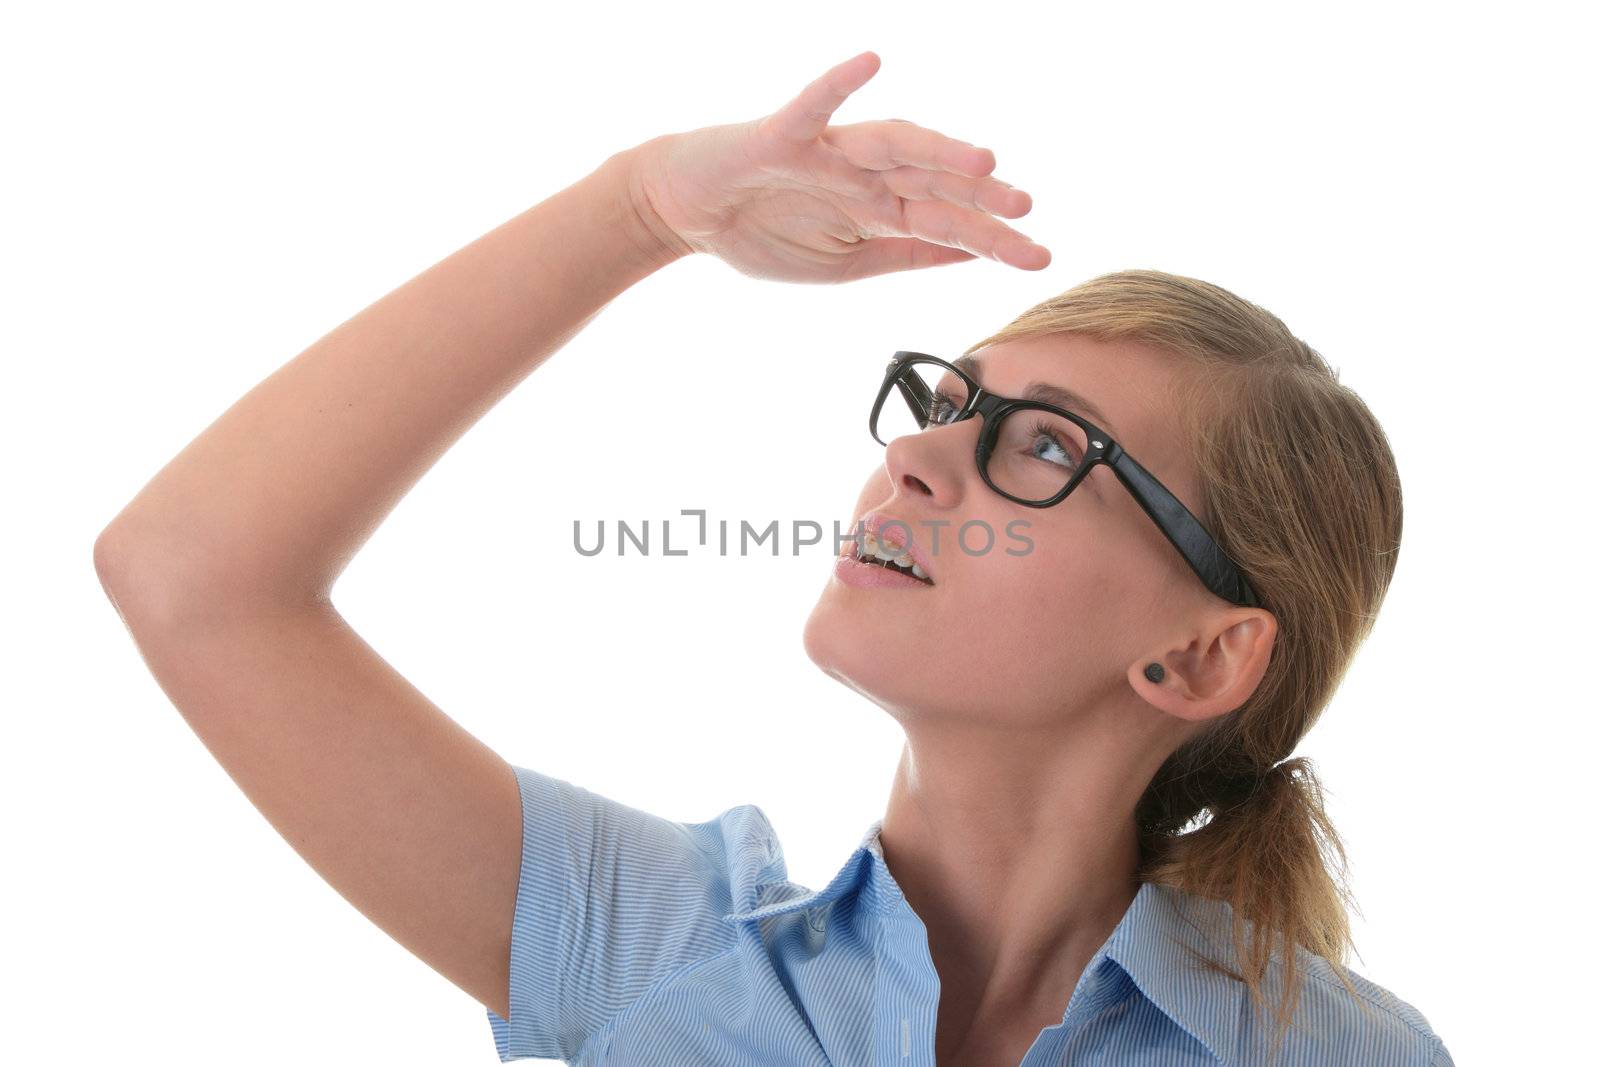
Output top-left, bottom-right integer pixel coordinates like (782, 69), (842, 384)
(92, 140), (687, 1021)
(92, 50), (1046, 1035)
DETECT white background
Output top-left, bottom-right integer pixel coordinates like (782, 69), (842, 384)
(5, 2), (1592, 1063)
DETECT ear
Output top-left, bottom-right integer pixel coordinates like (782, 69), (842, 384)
(1129, 608), (1277, 723)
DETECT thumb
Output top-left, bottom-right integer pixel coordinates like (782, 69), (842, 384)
(764, 51), (883, 145)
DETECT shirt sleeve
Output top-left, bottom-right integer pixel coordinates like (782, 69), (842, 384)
(1428, 1036), (1456, 1067)
(483, 763), (775, 1063)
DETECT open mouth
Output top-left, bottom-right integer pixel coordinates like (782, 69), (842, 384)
(852, 534), (934, 585)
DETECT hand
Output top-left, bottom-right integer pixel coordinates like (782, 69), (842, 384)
(623, 51), (1051, 284)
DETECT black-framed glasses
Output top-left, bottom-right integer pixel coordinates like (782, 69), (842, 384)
(869, 351), (1261, 608)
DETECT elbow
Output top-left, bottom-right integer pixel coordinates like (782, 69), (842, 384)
(94, 520), (157, 632)
(93, 519), (195, 634)
(93, 520), (131, 598)
(94, 519), (331, 632)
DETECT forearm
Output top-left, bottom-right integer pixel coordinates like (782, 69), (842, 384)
(96, 139), (686, 625)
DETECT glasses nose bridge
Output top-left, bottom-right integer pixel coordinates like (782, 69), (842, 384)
(961, 390), (1012, 436)
(964, 389), (1001, 419)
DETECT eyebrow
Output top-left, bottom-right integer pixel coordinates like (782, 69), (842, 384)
(951, 355), (1121, 439)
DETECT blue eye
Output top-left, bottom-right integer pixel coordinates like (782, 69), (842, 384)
(1024, 418), (1081, 468)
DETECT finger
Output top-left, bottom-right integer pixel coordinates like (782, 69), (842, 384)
(879, 165), (1034, 219)
(898, 198), (1052, 270)
(837, 237), (981, 282)
(824, 119), (997, 177)
(764, 51), (882, 145)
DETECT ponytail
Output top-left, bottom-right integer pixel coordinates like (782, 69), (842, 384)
(1137, 753), (1361, 1060)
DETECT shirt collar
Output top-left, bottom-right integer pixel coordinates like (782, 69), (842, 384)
(725, 818), (1251, 1063)
(1100, 877), (1249, 1064)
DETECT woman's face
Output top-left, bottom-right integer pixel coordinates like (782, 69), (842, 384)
(803, 333), (1211, 728)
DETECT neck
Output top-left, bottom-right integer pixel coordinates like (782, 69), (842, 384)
(878, 715), (1172, 1032)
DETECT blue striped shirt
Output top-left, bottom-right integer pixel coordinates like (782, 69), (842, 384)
(485, 764), (1453, 1065)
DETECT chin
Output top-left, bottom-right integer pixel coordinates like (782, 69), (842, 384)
(801, 591), (846, 673)
(803, 593), (884, 700)
(802, 589), (943, 714)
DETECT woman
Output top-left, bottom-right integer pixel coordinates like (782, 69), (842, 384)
(94, 51), (1450, 1066)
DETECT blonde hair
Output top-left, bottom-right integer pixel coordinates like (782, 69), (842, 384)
(961, 269), (1404, 1057)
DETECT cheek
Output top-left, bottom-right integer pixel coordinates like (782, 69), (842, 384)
(958, 529), (1118, 674)
(967, 544), (1086, 642)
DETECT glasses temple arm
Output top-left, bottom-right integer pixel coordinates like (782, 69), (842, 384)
(1105, 445), (1261, 608)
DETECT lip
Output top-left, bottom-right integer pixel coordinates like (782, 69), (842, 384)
(838, 510), (937, 585)
(833, 554), (932, 590)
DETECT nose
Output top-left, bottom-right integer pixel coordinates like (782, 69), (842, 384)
(882, 422), (975, 507)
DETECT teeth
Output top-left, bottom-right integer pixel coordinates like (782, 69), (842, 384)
(876, 545), (912, 569)
(851, 529), (930, 582)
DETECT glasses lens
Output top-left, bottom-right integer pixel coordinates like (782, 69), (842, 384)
(872, 361), (968, 445)
(985, 405), (1091, 503)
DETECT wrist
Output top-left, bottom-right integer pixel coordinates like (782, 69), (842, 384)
(608, 136), (695, 269)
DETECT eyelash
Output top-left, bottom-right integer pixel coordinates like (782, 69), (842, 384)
(926, 392), (962, 424)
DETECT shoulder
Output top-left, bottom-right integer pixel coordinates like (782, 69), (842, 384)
(507, 763), (784, 897)
(1130, 884), (1451, 1066)
(1272, 944), (1451, 1066)
(681, 796), (789, 914)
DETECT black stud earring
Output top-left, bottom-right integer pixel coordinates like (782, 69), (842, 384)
(1144, 662), (1165, 683)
